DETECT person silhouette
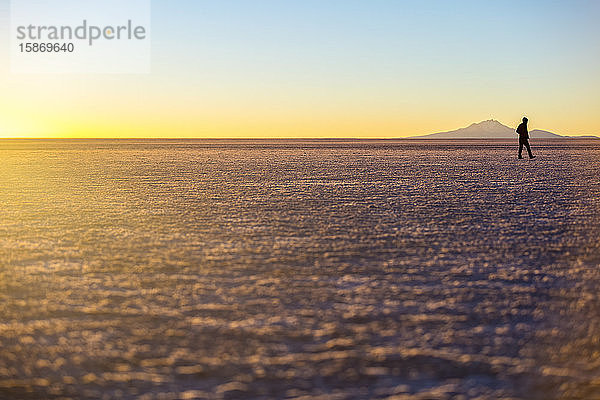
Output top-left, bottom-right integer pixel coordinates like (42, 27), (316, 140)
(516, 117), (535, 159)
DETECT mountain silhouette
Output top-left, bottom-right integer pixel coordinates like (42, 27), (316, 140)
(409, 120), (586, 139)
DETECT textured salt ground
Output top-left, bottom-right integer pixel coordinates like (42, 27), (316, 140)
(1, 139), (600, 399)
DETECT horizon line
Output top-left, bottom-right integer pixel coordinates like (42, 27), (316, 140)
(1, 136), (598, 140)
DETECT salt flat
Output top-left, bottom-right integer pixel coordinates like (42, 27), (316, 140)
(1, 139), (599, 399)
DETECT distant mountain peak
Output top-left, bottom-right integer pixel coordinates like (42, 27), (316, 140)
(410, 120), (567, 139)
(468, 119), (509, 131)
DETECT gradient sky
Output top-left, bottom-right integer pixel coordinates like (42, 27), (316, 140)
(0, 0), (599, 138)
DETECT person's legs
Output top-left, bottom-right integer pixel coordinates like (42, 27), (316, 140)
(524, 139), (534, 158)
(518, 139), (524, 158)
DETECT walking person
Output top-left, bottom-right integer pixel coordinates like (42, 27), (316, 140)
(516, 117), (536, 159)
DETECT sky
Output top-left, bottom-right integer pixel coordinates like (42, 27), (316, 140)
(0, 0), (599, 138)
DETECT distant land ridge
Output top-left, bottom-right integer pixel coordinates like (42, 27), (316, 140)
(410, 119), (598, 139)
